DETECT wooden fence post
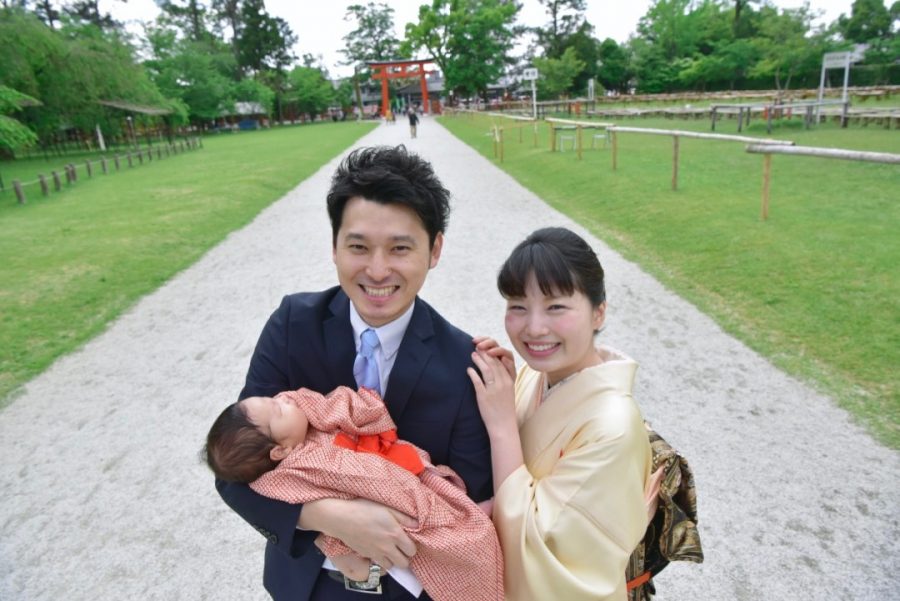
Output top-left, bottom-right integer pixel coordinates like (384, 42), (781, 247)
(64, 166), (72, 184)
(85, 160), (92, 177)
(672, 135), (680, 190)
(52, 171), (61, 191)
(127, 152), (133, 167)
(136, 152), (143, 165)
(550, 123), (556, 152)
(13, 180), (25, 204)
(612, 130), (618, 171)
(157, 148), (162, 160)
(101, 158), (108, 174)
(576, 125), (583, 160)
(761, 153), (772, 220)
(39, 174), (48, 196)
(114, 155), (120, 170)
(70, 164), (77, 182)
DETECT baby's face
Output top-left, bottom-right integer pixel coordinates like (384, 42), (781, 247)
(241, 395), (309, 450)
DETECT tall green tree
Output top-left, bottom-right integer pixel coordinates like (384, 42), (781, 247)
(534, 0), (586, 59)
(341, 2), (401, 113)
(62, 0), (123, 30)
(749, 4), (826, 94)
(596, 38), (631, 93)
(286, 65), (334, 117)
(155, 0), (210, 43)
(235, 0), (296, 75)
(837, 0), (894, 42)
(32, 0), (60, 29)
(342, 2), (400, 63)
(405, 0), (519, 98)
(0, 84), (39, 157)
(630, 0), (698, 91)
(144, 22), (237, 122)
(1, 9), (167, 139)
(561, 21), (601, 95)
(533, 46), (584, 99)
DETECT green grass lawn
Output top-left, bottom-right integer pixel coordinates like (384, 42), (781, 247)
(441, 112), (900, 448)
(0, 121), (376, 405)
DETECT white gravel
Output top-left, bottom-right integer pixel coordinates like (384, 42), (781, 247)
(1, 117), (897, 600)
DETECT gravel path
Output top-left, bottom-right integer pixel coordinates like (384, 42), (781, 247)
(1, 117), (897, 600)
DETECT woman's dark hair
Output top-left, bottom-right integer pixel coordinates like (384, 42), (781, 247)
(497, 227), (606, 307)
(203, 401), (278, 483)
(326, 145), (450, 247)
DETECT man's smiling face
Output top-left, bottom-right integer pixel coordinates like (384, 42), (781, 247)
(333, 196), (443, 327)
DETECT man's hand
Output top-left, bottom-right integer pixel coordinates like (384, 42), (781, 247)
(330, 553), (373, 582)
(299, 498), (417, 570)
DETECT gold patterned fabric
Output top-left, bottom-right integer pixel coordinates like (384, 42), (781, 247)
(493, 347), (653, 601)
(626, 425), (704, 601)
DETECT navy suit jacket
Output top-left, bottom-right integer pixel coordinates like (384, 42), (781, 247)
(216, 287), (493, 601)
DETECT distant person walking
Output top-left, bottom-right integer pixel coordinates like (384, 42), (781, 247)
(408, 107), (420, 139)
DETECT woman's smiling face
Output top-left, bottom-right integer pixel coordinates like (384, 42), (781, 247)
(504, 275), (606, 386)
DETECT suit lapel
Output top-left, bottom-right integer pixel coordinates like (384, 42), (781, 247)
(384, 297), (433, 420)
(323, 291), (357, 388)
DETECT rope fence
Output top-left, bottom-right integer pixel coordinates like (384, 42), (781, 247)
(6, 137), (203, 205)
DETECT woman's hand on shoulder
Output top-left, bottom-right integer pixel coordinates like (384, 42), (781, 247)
(467, 349), (517, 435)
(472, 336), (516, 380)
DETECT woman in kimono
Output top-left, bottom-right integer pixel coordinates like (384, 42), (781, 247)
(469, 227), (657, 600)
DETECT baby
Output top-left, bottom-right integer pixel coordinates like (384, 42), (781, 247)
(205, 386), (502, 601)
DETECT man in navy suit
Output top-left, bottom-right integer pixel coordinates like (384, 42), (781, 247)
(216, 146), (493, 600)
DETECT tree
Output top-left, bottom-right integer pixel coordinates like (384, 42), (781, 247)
(405, 0), (519, 98)
(235, 0), (296, 75)
(340, 2), (401, 112)
(630, 0), (698, 91)
(234, 76), (274, 114)
(286, 65), (334, 117)
(837, 0), (893, 42)
(1, 9), (168, 140)
(211, 0), (241, 41)
(596, 38), (631, 93)
(156, 0), (210, 43)
(533, 46), (584, 99)
(0, 85), (39, 157)
(749, 5), (825, 94)
(341, 2), (400, 64)
(32, 0), (60, 29)
(145, 23), (237, 123)
(534, 0), (586, 59)
(560, 21), (601, 95)
(62, 0), (121, 31)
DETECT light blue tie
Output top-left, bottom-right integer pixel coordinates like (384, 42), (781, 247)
(354, 328), (381, 395)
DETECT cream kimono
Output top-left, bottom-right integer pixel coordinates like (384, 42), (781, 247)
(493, 347), (652, 601)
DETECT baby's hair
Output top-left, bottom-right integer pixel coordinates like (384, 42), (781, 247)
(204, 401), (278, 483)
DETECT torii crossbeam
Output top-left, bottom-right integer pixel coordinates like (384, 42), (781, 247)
(366, 59), (435, 116)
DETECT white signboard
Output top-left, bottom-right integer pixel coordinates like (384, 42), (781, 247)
(823, 52), (851, 69)
(522, 68), (539, 81)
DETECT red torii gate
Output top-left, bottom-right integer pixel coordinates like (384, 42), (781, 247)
(367, 59), (435, 116)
